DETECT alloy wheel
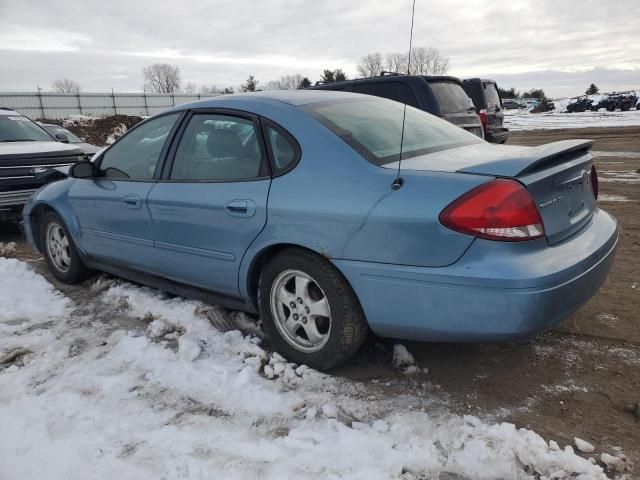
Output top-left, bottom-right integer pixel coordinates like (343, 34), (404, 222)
(269, 269), (332, 353)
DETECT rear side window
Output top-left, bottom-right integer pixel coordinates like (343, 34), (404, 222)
(429, 82), (473, 114)
(483, 82), (502, 109)
(264, 125), (298, 173)
(170, 114), (264, 181)
(353, 82), (418, 108)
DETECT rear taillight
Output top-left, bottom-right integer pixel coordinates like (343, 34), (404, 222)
(439, 179), (545, 241)
(590, 165), (599, 199)
(478, 109), (488, 131)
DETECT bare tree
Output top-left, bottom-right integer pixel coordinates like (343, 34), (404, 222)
(182, 81), (198, 94)
(52, 78), (81, 94)
(384, 52), (408, 73)
(264, 74), (305, 91)
(200, 85), (220, 95)
(409, 47), (450, 75)
(143, 63), (181, 93)
(356, 52), (384, 78)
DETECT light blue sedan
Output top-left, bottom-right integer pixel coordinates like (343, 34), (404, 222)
(23, 91), (618, 370)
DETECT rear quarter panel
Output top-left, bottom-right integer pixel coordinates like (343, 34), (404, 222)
(237, 101), (491, 296)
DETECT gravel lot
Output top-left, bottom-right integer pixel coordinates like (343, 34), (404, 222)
(1, 126), (638, 478)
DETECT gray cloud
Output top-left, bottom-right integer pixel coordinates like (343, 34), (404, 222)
(0, 0), (637, 97)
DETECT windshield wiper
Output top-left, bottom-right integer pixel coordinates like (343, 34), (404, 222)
(1, 139), (38, 142)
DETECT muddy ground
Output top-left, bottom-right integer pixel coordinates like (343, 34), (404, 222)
(1, 126), (638, 475)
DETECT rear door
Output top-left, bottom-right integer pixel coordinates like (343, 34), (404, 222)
(428, 80), (483, 138)
(147, 110), (271, 296)
(483, 81), (504, 128)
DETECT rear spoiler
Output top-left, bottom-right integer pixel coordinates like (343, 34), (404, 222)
(457, 140), (594, 177)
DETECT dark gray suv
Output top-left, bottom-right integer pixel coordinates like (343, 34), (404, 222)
(462, 78), (509, 144)
(309, 74), (484, 138)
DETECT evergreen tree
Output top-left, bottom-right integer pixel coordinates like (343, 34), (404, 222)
(585, 83), (599, 95)
(320, 70), (335, 83)
(298, 77), (312, 89)
(241, 75), (259, 92)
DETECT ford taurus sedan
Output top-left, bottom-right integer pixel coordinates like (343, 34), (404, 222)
(23, 91), (618, 370)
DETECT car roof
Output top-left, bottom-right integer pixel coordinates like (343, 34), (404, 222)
(171, 90), (367, 110)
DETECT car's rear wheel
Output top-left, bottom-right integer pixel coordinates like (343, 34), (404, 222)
(259, 248), (367, 370)
(41, 211), (91, 283)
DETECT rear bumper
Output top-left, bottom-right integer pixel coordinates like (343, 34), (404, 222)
(334, 209), (618, 342)
(486, 128), (509, 144)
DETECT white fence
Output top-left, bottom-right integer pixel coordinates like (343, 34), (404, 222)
(0, 92), (220, 119)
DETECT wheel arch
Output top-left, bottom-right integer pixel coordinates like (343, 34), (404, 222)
(243, 243), (358, 312)
(28, 201), (83, 254)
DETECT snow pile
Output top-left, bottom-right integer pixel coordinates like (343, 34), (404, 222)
(0, 241), (17, 257)
(105, 123), (128, 144)
(505, 109), (640, 131)
(0, 258), (69, 324)
(62, 114), (97, 127)
(0, 261), (619, 479)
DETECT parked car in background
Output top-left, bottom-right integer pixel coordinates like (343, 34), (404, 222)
(0, 108), (85, 222)
(462, 78), (508, 144)
(567, 96), (593, 113)
(309, 73), (484, 138)
(39, 123), (100, 155)
(24, 91), (617, 370)
(502, 99), (522, 110)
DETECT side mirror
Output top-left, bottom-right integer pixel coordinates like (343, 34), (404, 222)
(55, 133), (69, 143)
(69, 160), (96, 179)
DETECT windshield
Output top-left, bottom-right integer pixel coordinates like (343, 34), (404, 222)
(304, 97), (482, 166)
(0, 114), (54, 142)
(43, 125), (82, 143)
(429, 81), (474, 114)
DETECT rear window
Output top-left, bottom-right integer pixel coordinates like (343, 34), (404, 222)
(483, 82), (501, 109)
(303, 97), (482, 166)
(429, 81), (473, 114)
(353, 82), (419, 108)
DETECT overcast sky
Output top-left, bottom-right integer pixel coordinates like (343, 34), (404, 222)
(0, 0), (638, 98)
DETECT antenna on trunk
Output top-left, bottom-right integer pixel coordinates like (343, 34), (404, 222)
(392, 0), (416, 191)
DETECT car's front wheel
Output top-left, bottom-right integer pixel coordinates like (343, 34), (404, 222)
(41, 211), (91, 284)
(259, 248), (368, 370)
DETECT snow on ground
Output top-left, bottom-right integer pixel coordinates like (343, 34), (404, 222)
(505, 109), (640, 131)
(0, 259), (619, 479)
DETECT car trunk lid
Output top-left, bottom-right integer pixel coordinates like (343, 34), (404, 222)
(387, 139), (597, 244)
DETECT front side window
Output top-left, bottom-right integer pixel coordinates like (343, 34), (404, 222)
(170, 114), (263, 181)
(304, 97), (482, 166)
(0, 114), (53, 142)
(99, 113), (179, 180)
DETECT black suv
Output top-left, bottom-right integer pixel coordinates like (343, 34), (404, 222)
(0, 108), (85, 222)
(462, 78), (509, 144)
(309, 74), (484, 138)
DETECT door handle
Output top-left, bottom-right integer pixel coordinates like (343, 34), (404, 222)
(122, 194), (142, 209)
(225, 199), (256, 217)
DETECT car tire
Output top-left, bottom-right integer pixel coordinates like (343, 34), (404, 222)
(258, 248), (368, 371)
(40, 211), (91, 284)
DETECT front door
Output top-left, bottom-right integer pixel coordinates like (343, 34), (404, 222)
(68, 113), (181, 271)
(147, 111), (271, 296)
